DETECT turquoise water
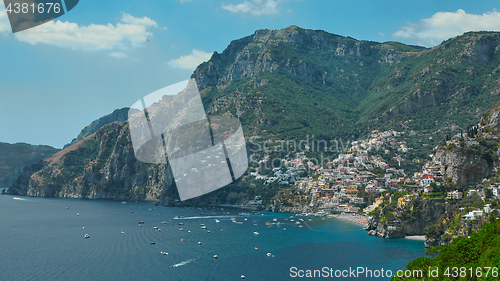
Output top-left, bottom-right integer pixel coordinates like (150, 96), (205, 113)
(0, 195), (425, 280)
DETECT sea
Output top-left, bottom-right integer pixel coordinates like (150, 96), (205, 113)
(0, 195), (426, 281)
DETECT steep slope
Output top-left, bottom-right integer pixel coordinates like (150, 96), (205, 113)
(193, 26), (424, 140)
(9, 26), (500, 204)
(193, 27), (500, 140)
(0, 142), (59, 188)
(430, 100), (500, 187)
(364, 31), (500, 132)
(392, 217), (500, 281)
(8, 122), (178, 201)
(64, 107), (133, 148)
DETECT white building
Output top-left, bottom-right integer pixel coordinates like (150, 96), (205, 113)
(365, 184), (376, 193)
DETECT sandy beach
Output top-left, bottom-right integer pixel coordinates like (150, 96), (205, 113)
(405, 235), (426, 241)
(328, 213), (368, 227)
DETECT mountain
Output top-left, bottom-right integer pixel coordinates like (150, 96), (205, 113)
(8, 26), (500, 203)
(193, 27), (500, 140)
(64, 107), (132, 149)
(428, 100), (500, 187)
(0, 142), (59, 189)
(9, 122), (177, 200)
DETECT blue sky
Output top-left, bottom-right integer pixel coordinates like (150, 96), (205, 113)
(1, 0), (499, 148)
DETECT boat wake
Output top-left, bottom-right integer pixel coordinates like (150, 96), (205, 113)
(174, 215), (238, 220)
(171, 258), (197, 267)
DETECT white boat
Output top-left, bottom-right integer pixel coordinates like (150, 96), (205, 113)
(84, 234), (90, 239)
(215, 219), (220, 223)
(253, 232), (259, 235)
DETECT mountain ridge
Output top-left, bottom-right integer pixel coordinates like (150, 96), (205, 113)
(7, 26), (500, 204)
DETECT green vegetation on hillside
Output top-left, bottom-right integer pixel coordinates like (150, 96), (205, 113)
(197, 28), (500, 153)
(392, 215), (500, 281)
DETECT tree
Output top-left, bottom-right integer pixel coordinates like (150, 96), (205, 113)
(485, 188), (494, 199)
(491, 200), (499, 209)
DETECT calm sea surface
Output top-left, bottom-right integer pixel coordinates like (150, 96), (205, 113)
(0, 195), (425, 280)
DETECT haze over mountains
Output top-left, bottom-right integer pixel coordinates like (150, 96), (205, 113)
(0, 143), (59, 189)
(4, 26), (500, 203)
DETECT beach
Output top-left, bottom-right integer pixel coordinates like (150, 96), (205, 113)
(405, 235), (426, 241)
(328, 213), (368, 227)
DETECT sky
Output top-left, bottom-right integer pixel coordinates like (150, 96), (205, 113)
(1, 0), (500, 148)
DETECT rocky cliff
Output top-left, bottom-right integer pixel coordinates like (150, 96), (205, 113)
(0, 142), (59, 188)
(9, 122), (177, 201)
(429, 98), (500, 187)
(193, 28), (500, 141)
(63, 107), (133, 149)
(8, 27), (500, 205)
(365, 197), (445, 239)
(433, 148), (495, 187)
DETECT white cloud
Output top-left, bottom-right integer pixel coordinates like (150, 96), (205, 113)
(393, 9), (500, 47)
(109, 52), (128, 59)
(222, 0), (280, 16)
(169, 49), (212, 69)
(119, 12), (157, 27)
(13, 12), (157, 51)
(0, 7), (12, 34)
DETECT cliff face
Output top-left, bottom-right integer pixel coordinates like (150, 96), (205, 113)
(9, 122), (177, 201)
(0, 142), (59, 188)
(381, 32), (500, 119)
(366, 198), (445, 239)
(433, 149), (494, 186)
(64, 108), (133, 149)
(8, 27), (500, 205)
(193, 28), (500, 139)
(428, 97), (500, 187)
(192, 26), (412, 90)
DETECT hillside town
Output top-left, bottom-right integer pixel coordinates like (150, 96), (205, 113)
(249, 130), (500, 236)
